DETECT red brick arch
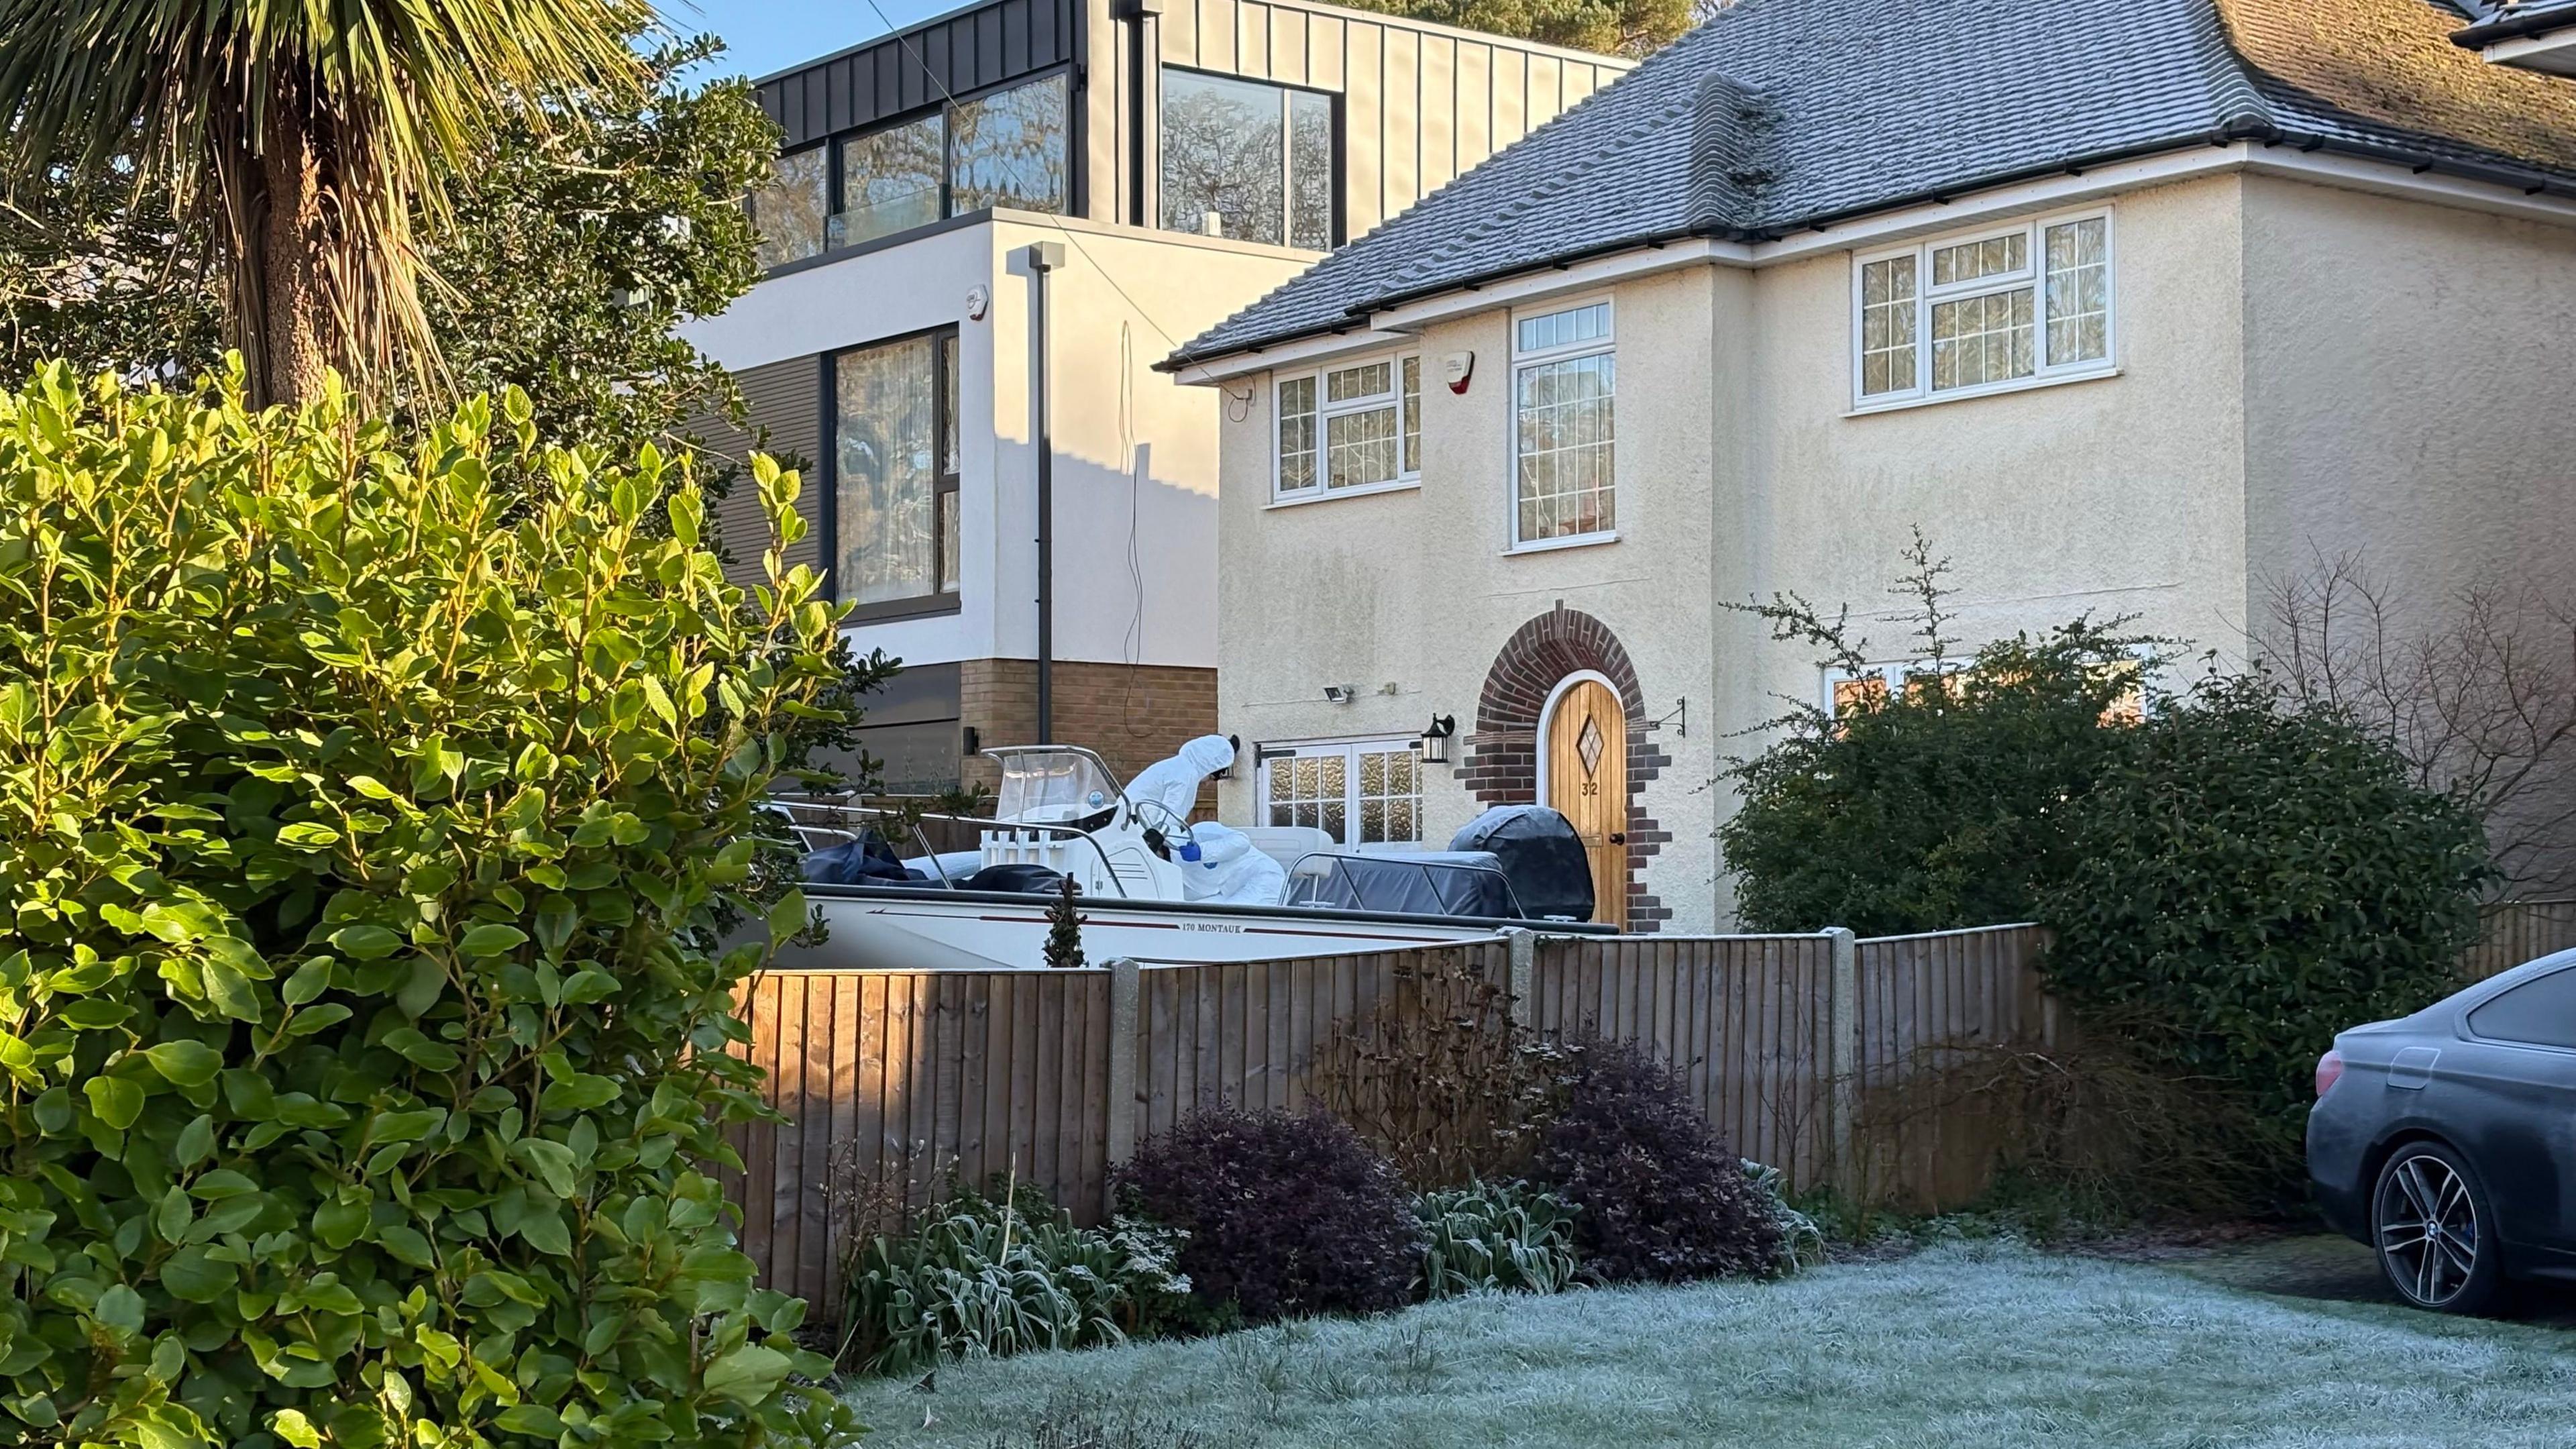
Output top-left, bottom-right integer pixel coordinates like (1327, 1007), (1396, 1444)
(1457, 604), (1670, 930)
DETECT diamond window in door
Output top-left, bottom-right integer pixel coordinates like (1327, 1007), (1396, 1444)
(1576, 715), (1605, 777)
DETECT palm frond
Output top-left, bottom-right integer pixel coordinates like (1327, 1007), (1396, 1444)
(0, 0), (654, 398)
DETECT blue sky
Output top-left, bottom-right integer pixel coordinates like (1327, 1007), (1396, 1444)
(663, 0), (957, 81)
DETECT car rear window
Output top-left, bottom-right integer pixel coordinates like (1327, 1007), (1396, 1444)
(2466, 966), (2576, 1049)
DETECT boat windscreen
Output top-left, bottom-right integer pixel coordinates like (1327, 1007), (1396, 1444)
(991, 748), (1125, 824)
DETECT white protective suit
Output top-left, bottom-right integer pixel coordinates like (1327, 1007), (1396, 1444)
(1122, 735), (1288, 907)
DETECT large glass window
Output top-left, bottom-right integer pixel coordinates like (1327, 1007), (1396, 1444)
(1161, 70), (1333, 250)
(767, 73), (1068, 268)
(834, 113), (944, 249)
(1855, 211), (2113, 405)
(1512, 301), (1615, 547)
(752, 147), (830, 268)
(833, 330), (961, 606)
(951, 73), (1069, 214)
(1258, 740), (1422, 846)
(1273, 352), (1421, 501)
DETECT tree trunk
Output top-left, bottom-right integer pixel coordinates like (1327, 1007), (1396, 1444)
(258, 105), (331, 407)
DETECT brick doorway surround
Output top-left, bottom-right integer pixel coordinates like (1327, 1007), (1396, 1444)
(1456, 604), (1671, 930)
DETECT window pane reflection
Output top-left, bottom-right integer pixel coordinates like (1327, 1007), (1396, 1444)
(951, 74), (1069, 214)
(753, 148), (829, 268)
(1162, 70), (1332, 248)
(836, 337), (939, 604)
(835, 115), (944, 249)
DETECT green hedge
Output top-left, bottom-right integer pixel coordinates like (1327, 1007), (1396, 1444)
(0, 364), (860, 1447)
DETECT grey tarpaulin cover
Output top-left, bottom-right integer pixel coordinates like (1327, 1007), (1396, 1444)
(1284, 851), (1521, 918)
(1450, 806), (1595, 922)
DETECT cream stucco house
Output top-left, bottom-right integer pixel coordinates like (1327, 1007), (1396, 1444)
(1167, 0), (2576, 932)
(681, 0), (1626, 796)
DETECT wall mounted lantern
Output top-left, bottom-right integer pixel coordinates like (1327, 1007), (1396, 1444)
(1420, 714), (1458, 765)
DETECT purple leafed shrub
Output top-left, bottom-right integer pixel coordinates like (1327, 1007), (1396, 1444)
(1114, 1107), (1419, 1324)
(1533, 1041), (1785, 1283)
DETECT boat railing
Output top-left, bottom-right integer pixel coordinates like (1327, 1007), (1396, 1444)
(763, 798), (1139, 899)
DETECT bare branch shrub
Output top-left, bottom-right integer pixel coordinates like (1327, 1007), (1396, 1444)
(1307, 948), (1566, 1188)
(2259, 552), (2576, 893)
(1849, 1019), (2280, 1220)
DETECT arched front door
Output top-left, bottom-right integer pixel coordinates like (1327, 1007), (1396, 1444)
(1544, 678), (1627, 928)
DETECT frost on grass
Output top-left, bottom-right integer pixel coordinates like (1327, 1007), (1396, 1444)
(844, 1242), (2576, 1449)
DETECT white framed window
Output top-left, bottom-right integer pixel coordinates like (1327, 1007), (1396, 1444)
(1822, 652), (2149, 723)
(1274, 352), (1421, 502)
(1255, 739), (1424, 846)
(1511, 298), (1615, 549)
(1852, 210), (2113, 409)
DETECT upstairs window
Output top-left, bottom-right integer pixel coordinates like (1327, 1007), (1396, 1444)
(1512, 299), (1616, 548)
(833, 329), (961, 609)
(1161, 69), (1334, 250)
(1274, 352), (1421, 501)
(757, 72), (1069, 264)
(949, 75), (1071, 215)
(1854, 210), (2112, 407)
(752, 146), (830, 268)
(834, 113), (944, 249)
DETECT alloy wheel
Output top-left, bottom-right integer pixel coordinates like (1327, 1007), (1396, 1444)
(2375, 1151), (2481, 1309)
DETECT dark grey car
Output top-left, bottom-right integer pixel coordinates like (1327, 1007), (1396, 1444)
(2308, 949), (2576, 1313)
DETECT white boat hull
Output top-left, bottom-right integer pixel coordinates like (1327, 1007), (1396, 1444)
(780, 886), (1526, 970)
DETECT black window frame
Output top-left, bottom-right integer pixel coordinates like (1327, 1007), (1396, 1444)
(822, 324), (965, 623)
(753, 65), (1077, 271)
(1155, 66), (1342, 252)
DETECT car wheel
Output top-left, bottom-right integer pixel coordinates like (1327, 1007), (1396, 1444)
(2371, 1141), (2505, 1314)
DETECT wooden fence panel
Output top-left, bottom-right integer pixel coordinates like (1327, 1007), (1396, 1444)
(2465, 899), (2576, 981)
(729, 969), (1112, 1313)
(1524, 934), (1840, 1192)
(1850, 925), (2051, 1208)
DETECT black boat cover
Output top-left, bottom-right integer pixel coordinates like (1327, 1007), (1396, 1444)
(956, 862), (1067, 894)
(1285, 851), (1521, 918)
(802, 833), (917, 886)
(1450, 806), (1595, 922)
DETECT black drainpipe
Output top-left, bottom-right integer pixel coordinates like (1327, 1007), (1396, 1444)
(1027, 239), (1065, 742)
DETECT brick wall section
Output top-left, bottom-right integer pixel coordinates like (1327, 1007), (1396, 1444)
(959, 659), (1220, 811)
(1457, 604), (1668, 930)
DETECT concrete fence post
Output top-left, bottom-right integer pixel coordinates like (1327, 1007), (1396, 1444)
(1104, 957), (1141, 1221)
(1824, 927), (1860, 1200)
(1503, 928), (1537, 1032)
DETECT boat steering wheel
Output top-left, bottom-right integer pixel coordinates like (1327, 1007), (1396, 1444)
(1128, 797), (1199, 858)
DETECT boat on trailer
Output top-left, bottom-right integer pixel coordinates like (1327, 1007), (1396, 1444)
(769, 739), (1612, 970)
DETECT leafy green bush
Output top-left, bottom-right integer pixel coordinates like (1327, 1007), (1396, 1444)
(1532, 1042), (1784, 1283)
(1739, 1160), (1825, 1275)
(840, 1181), (1189, 1377)
(1719, 533), (2156, 934)
(0, 365), (859, 1447)
(2039, 671), (2492, 1181)
(1411, 1181), (1579, 1297)
(1115, 1108), (1419, 1325)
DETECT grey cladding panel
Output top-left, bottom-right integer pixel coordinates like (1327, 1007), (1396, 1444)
(690, 358), (825, 588)
(762, 0), (1080, 148)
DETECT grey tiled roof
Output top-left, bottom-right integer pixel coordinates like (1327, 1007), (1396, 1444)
(1170, 0), (2576, 368)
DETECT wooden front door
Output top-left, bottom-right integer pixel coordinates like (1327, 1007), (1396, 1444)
(1545, 679), (1628, 928)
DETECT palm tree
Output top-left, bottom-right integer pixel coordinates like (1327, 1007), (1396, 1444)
(0, 1), (649, 405)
